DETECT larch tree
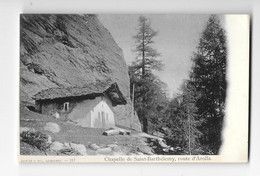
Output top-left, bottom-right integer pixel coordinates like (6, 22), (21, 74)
(132, 15), (163, 77)
(130, 15), (164, 133)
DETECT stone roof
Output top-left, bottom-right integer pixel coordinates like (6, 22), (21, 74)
(33, 80), (127, 106)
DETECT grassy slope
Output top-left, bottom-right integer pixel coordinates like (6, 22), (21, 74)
(20, 101), (150, 155)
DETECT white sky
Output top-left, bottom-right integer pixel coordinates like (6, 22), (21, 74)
(98, 14), (210, 97)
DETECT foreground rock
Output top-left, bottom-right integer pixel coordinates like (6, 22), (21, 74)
(69, 143), (87, 155)
(50, 141), (64, 151)
(89, 143), (100, 150)
(137, 146), (154, 155)
(96, 147), (113, 155)
(20, 123), (170, 156)
(44, 122), (60, 133)
(50, 141), (87, 155)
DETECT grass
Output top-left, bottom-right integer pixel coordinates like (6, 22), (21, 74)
(20, 101), (147, 155)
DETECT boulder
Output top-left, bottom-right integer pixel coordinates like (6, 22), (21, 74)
(112, 145), (132, 155)
(97, 147), (112, 155)
(135, 152), (145, 155)
(137, 146), (154, 155)
(44, 122), (60, 133)
(64, 142), (71, 148)
(88, 143), (100, 150)
(163, 148), (169, 152)
(158, 139), (168, 148)
(107, 144), (118, 148)
(112, 152), (121, 156)
(70, 143), (87, 155)
(50, 141), (65, 151)
(50, 141), (87, 155)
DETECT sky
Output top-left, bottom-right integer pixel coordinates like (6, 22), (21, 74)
(98, 14), (210, 97)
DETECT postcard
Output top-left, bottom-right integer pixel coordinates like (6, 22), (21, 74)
(19, 14), (249, 163)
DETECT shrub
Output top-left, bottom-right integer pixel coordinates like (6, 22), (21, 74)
(20, 130), (51, 151)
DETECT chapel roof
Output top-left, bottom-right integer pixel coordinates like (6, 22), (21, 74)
(33, 79), (127, 106)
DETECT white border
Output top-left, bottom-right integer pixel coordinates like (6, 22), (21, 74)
(0, 0), (259, 175)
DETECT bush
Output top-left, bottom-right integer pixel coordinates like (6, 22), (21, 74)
(20, 130), (51, 151)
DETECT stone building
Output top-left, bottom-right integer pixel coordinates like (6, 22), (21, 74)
(33, 80), (127, 129)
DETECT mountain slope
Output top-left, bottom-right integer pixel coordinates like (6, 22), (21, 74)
(20, 14), (141, 131)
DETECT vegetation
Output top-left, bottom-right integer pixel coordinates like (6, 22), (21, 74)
(130, 15), (167, 133)
(20, 130), (51, 152)
(132, 15), (163, 75)
(129, 15), (226, 155)
(163, 81), (203, 155)
(188, 15), (227, 154)
(129, 69), (168, 133)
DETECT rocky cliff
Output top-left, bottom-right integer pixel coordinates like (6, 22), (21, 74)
(20, 14), (141, 131)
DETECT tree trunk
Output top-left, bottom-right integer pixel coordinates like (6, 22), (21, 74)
(142, 24), (147, 132)
(142, 24), (145, 77)
(143, 115), (148, 133)
(142, 48), (145, 76)
(188, 108), (191, 155)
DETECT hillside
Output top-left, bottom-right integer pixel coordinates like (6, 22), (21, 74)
(20, 14), (141, 131)
(20, 105), (167, 156)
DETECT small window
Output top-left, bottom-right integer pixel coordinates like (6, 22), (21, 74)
(63, 102), (69, 112)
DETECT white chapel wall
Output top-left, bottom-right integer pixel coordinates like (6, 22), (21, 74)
(68, 95), (115, 128)
(91, 95), (115, 128)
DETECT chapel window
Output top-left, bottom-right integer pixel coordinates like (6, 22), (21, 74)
(63, 102), (69, 112)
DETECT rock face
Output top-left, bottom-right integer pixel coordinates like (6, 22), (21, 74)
(20, 14), (141, 131)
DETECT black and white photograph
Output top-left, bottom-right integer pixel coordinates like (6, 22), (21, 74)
(18, 14), (249, 162)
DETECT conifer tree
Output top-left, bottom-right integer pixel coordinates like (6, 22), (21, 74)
(131, 15), (164, 133)
(180, 81), (203, 154)
(189, 15), (227, 153)
(132, 15), (163, 77)
(164, 80), (202, 154)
